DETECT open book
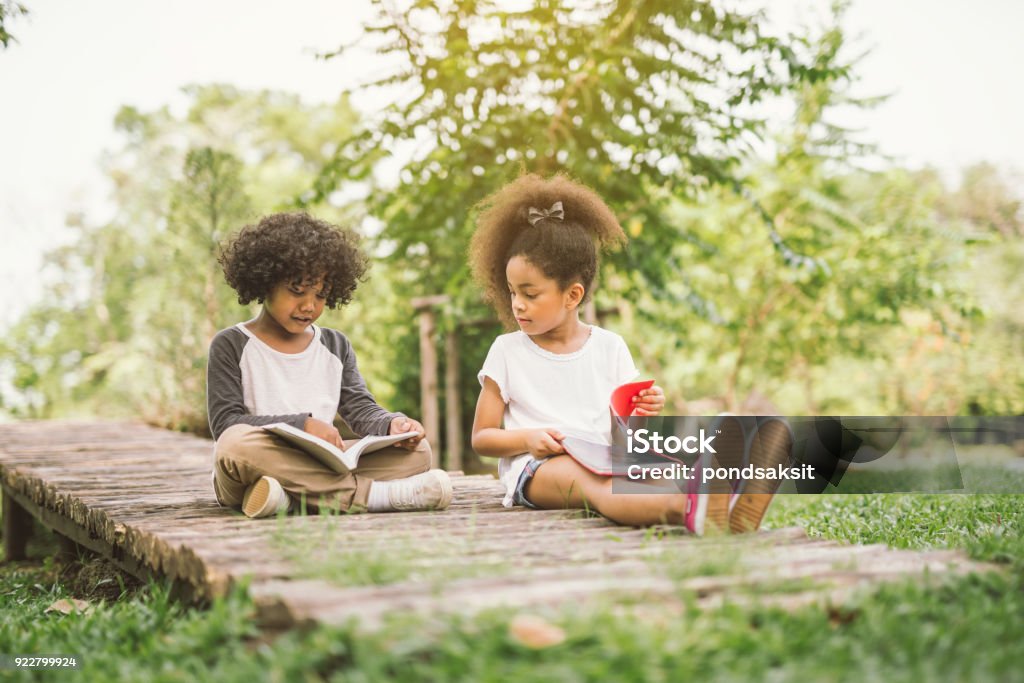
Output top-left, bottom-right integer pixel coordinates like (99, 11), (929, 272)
(262, 422), (423, 474)
(559, 380), (682, 476)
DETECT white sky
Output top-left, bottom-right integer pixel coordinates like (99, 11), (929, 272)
(1, 0), (1022, 332)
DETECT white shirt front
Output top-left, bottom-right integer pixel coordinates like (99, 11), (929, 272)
(477, 326), (639, 507)
(235, 322), (342, 426)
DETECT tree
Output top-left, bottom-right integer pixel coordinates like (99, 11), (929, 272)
(311, 0), (840, 302)
(312, 2), (998, 425)
(1, 86), (362, 431)
(939, 163), (1023, 239)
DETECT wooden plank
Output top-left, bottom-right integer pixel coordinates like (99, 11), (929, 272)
(0, 483), (207, 599)
(0, 420), (1002, 635)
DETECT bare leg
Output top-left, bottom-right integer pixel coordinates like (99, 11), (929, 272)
(524, 455), (687, 527)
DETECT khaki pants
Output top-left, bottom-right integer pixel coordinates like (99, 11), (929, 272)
(213, 423), (431, 513)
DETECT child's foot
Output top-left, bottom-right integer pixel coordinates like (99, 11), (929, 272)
(242, 476), (292, 518)
(684, 491), (709, 536)
(684, 474), (730, 537)
(373, 469), (453, 512)
(729, 420), (793, 533)
(704, 415), (747, 531)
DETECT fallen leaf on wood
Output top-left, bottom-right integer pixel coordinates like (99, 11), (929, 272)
(508, 614), (566, 649)
(45, 598), (92, 615)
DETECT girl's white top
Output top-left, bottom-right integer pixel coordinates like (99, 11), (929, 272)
(477, 325), (639, 507)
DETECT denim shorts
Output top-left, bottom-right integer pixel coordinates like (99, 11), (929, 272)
(512, 456), (549, 509)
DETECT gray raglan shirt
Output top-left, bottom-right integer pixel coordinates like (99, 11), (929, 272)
(206, 322), (402, 441)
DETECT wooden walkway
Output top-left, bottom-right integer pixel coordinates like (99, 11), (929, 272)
(0, 420), (995, 630)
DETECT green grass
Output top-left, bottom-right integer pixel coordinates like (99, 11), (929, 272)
(270, 504), (616, 589)
(266, 501), (505, 589)
(2, 465), (1024, 682)
(767, 471), (1024, 569)
(274, 526), (510, 587)
(269, 502), (529, 587)
(6, 555), (1018, 682)
(0, 565), (269, 682)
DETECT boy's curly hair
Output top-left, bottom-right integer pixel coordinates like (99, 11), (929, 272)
(469, 174), (626, 326)
(218, 212), (368, 308)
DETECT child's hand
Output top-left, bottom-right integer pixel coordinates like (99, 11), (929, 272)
(389, 416), (426, 450)
(632, 385), (666, 416)
(525, 428), (566, 459)
(304, 417), (345, 450)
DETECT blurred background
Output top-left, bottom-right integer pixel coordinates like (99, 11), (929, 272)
(1, 0), (1021, 472)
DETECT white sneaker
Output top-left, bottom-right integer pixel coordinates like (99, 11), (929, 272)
(242, 476), (291, 518)
(387, 469), (453, 511)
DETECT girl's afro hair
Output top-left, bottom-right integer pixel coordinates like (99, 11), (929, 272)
(218, 212), (368, 308)
(469, 173), (625, 326)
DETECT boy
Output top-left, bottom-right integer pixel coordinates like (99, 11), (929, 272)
(208, 212), (451, 517)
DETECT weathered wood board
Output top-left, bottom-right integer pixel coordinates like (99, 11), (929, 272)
(0, 420), (996, 631)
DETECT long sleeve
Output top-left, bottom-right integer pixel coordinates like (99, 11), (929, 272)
(325, 330), (403, 437)
(206, 328), (310, 441)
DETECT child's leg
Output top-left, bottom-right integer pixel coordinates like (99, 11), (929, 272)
(524, 455), (688, 527)
(730, 419), (793, 533)
(214, 424), (372, 512)
(354, 440), (450, 512)
(351, 439), (431, 482)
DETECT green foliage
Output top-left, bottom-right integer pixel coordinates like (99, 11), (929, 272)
(0, 563), (263, 683)
(617, 164), (987, 413)
(0, 1), (28, 48)
(1, 86), (360, 431)
(306, 1), (1021, 431)
(3, 4), (1023, 441)
(314, 0), (826, 301)
(306, 1), (868, 458)
(938, 162), (1024, 238)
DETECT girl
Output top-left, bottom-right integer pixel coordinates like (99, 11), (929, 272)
(469, 174), (734, 534)
(208, 212), (452, 518)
